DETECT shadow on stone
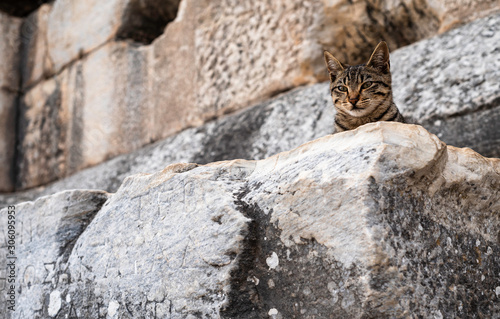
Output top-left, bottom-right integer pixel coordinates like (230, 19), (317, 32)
(116, 0), (181, 44)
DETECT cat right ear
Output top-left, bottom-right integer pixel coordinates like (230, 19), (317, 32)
(324, 51), (344, 82)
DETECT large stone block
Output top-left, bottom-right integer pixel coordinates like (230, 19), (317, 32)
(17, 41), (151, 189)
(0, 91), (18, 193)
(0, 12), (22, 192)
(126, 0), (500, 122)
(21, 0), (181, 91)
(0, 13), (22, 91)
(5, 13), (500, 202)
(0, 190), (110, 317)
(316, 0), (500, 66)
(2, 123), (499, 318)
(15, 0), (499, 190)
(392, 13), (500, 157)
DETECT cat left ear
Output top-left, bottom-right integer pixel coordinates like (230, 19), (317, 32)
(366, 41), (390, 73)
(324, 50), (344, 82)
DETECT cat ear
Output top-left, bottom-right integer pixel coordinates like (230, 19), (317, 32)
(324, 50), (344, 81)
(366, 41), (390, 73)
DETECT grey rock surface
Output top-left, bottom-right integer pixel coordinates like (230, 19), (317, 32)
(392, 12), (500, 158)
(2, 123), (499, 318)
(1, 13), (499, 206)
(392, 12), (500, 123)
(13, 0), (500, 189)
(0, 190), (110, 317)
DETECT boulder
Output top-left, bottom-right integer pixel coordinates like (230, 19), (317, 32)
(0, 190), (110, 317)
(0, 91), (18, 192)
(4, 12), (500, 203)
(14, 0), (500, 190)
(0, 12), (22, 192)
(2, 123), (499, 318)
(21, 0), (181, 90)
(17, 41), (151, 189)
(392, 13), (500, 158)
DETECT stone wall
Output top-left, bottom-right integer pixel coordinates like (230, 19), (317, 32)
(0, 13), (22, 192)
(1, 12), (498, 207)
(7, 0), (500, 190)
(1, 123), (499, 318)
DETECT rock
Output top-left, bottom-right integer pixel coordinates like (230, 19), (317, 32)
(0, 190), (110, 317)
(0, 0), (49, 17)
(0, 91), (18, 192)
(4, 12), (500, 202)
(3, 83), (334, 205)
(392, 13), (500, 158)
(2, 123), (499, 318)
(0, 12), (22, 192)
(17, 41), (151, 189)
(318, 0), (500, 66)
(21, 0), (181, 90)
(15, 0), (500, 190)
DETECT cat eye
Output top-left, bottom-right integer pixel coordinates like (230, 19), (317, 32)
(337, 86), (348, 92)
(361, 81), (373, 90)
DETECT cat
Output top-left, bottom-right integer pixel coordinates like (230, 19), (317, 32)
(324, 41), (405, 133)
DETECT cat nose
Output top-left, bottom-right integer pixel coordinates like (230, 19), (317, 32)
(349, 97), (359, 105)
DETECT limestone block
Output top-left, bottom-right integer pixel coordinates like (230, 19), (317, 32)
(19, 4), (52, 91)
(392, 13), (500, 157)
(0, 12), (22, 91)
(21, 0), (181, 90)
(17, 41), (150, 189)
(392, 14), (500, 123)
(316, 0), (500, 68)
(0, 91), (17, 192)
(3, 123), (499, 318)
(0, 190), (110, 317)
(0, 12), (22, 192)
(9, 13), (500, 195)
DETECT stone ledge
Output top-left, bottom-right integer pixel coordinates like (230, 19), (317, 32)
(2, 122), (499, 318)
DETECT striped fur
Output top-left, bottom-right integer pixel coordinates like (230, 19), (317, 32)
(324, 41), (405, 133)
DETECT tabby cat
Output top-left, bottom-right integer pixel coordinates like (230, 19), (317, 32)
(324, 41), (405, 133)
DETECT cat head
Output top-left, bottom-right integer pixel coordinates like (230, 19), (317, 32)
(324, 42), (392, 118)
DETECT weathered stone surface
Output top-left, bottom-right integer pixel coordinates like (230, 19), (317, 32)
(0, 13), (22, 91)
(0, 190), (110, 317)
(4, 13), (500, 201)
(0, 91), (18, 192)
(21, 0), (181, 90)
(317, 0), (500, 67)
(17, 41), (151, 189)
(392, 13), (500, 123)
(15, 1), (500, 191)
(22, 0), (500, 89)
(3, 83), (334, 204)
(3, 123), (499, 318)
(392, 13), (500, 158)
(0, 12), (22, 192)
